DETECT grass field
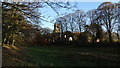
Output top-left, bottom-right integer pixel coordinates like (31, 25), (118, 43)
(25, 45), (120, 66)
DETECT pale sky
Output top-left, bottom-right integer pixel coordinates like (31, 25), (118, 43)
(40, 2), (102, 30)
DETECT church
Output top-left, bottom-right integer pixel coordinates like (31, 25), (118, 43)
(53, 23), (60, 33)
(53, 23), (80, 42)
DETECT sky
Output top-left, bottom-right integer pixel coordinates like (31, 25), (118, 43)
(40, 2), (102, 30)
(2, 0), (118, 30)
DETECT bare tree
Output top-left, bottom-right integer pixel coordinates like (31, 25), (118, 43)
(62, 14), (69, 31)
(97, 2), (117, 42)
(68, 13), (76, 32)
(45, 2), (77, 15)
(56, 17), (64, 33)
(87, 9), (102, 25)
(114, 2), (120, 41)
(74, 10), (86, 32)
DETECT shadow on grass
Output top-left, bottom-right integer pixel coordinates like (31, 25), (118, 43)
(25, 45), (120, 66)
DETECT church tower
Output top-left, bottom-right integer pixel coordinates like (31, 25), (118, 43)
(53, 23), (60, 33)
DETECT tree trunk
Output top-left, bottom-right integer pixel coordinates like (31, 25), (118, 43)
(108, 30), (112, 42)
(3, 37), (9, 44)
(79, 25), (81, 32)
(117, 31), (119, 41)
(3, 38), (7, 44)
(12, 39), (15, 45)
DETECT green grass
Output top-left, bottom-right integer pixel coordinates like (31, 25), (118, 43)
(25, 45), (120, 66)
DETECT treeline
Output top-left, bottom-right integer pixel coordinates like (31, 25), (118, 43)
(53, 2), (120, 44)
(2, 2), (76, 46)
(2, 2), (44, 46)
(45, 2), (120, 46)
(2, 2), (120, 47)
